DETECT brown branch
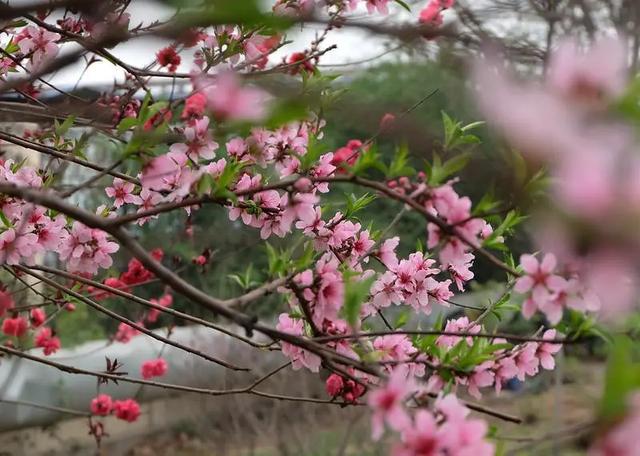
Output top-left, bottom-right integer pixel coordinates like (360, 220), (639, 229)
(0, 131), (138, 185)
(0, 344), (356, 406)
(0, 398), (90, 417)
(108, 173), (519, 276)
(0, 184), (383, 378)
(26, 264), (274, 349)
(16, 265), (250, 371)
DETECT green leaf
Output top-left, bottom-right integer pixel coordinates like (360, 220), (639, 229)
(386, 142), (415, 179)
(116, 117), (139, 135)
(482, 210), (527, 248)
(427, 152), (471, 186)
(343, 274), (374, 327)
(394, 0), (412, 12)
(344, 193), (377, 219)
(600, 336), (640, 420)
(393, 309), (410, 329)
(351, 144), (385, 175)
(265, 98), (308, 129)
(442, 111), (483, 150)
(55, 115), (76, 137)
(0, 211), (12, 228)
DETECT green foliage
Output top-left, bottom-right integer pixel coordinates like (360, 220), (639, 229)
(228, 264), (260, 291)
(343, 273), (374, 327)
(55, 303), (107, 346)
(0, 211), (13, 229)
(54, 115), (76, 138)
(482, 211), (527, 251)
(615, 75), (640, 126)
(344, 193), (377, 219)
(264, 98), (308, 129)
(351, 144), (385, 175)
(385, 143), (415, 178)
(425, 151), (471, 186)
(172, 0), (292, 30)
(393, 0), (412, 11)
(600, 336), (640, 420)
(441, 111), (483, 151)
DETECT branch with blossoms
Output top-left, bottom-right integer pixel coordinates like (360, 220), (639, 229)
(0, 0), (638, 454)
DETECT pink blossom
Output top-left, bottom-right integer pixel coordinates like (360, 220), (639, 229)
(537, 329), (562, 370)
(276, 313), (321, 372)
(326, 373), (344, 397)
(113, 399), (141, 422)
(331, 139), (362, 170)
(370, 271), (403, 312)
(32, 214), (66, 252)
(419, 0), (444, 25)
(436, 394), (494, 456)
(58, 222), (119, 275)
(156, 46), (181, 72)
(447, 253), (474, 291)
(368, 367), (414, 440)
(377, 237), (400, 269)
(200, 72), (267, 122)
(170, 116), (218, 161)
(514, 253), (567, 323)
(548, 37), (627, 104)
(0, 228), (38, 265)
(313, 256), (344, 326)
(30, 308), (46, 327)
(140, 358), (168, 379)
(140, 152), (185, 192)
(16, 26), (60, 69)
(374, 335), (425, 378)
(114, 322), (140, 343)
(472, 53), (583, 161)
(392, 410), (442, 456)
(493, 357), (518, 394)
(467, 361), (496, 399)
(437, 316), (479, 349)
(513, 343), (540, 381)
(0, 290), (14, 317)
(34, 327), (61, 355)
(2, 316), (28, 337)
(366, 0), (390, 15)
(310, 153), (336, 193)
(181, 92), (207, 119)
(90, 394), (113, 416)
(380, 113), (396, 130)
(146, 293), (173, 323)
(243, 34), (280, 69)
(105, 178), (142, 208)
(136, 188), (164, 225)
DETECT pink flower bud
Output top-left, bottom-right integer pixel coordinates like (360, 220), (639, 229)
(325, 373), (344, 397)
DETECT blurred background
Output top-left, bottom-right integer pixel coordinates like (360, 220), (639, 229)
(1, 0), (636, 454)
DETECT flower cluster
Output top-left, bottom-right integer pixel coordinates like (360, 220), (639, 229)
(514, 254), (600, 324)
(276, 314), (321, 372)
(367, 248), (452, 316)
(428, 327), (562, 399)
(368, 368), (493, 455)
(0, 7), (626, 456)
(90, 395), (141, 422)
(140, 358), (169, 379)
(325, 372), (366, 404)
(474, 36), (639, 317)
(419, 0), (454, 26)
